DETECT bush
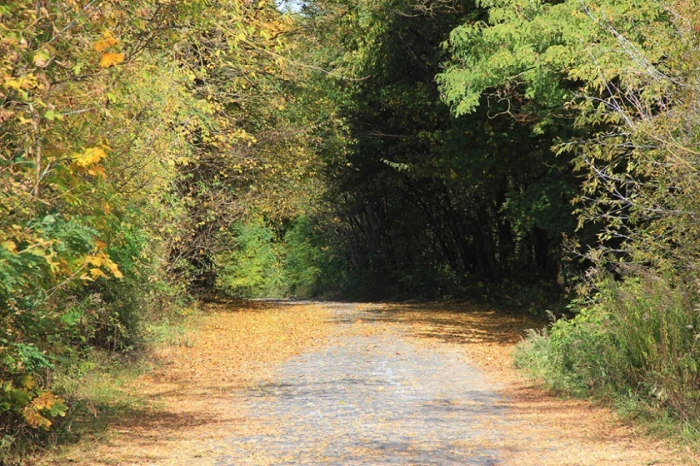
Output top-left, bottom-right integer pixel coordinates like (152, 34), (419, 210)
(216, 218), (288, 298)
(283, 216), (347, 297)
(516, 277), (700, 423)
(214, 216), (349, 299)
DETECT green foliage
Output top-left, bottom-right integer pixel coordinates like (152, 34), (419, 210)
(516, 278), (700, 426)
(438, 0), (671, 118)
(297, 0), (578, 297)
(283, 216), (348, 297)
(282, 219), (322, 297)
(215, 216), (348, 298)
(3, 0), (700, 454)
(216, 219), (288, 298)
(0, 0), (316, 455)
(441, 0), (700, 432)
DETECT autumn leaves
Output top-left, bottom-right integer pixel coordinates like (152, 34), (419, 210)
(95, 31), (124, 68)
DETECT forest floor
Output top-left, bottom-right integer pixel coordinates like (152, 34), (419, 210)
(33, 300), (697, 465)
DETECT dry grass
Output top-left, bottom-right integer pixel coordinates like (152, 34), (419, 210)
(376, 301), (699, 465)
(33, 300), (335, 466)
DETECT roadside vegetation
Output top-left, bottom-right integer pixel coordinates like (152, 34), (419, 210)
(2, 0), (700, 461)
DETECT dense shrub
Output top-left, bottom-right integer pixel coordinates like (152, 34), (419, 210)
(216, 219), (289, 298)
(516, 278), (700, 423)
(215, 216), (348, 299)
(283, 216), (348, 298)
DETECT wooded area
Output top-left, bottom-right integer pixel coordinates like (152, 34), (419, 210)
(2, 0), (700, 458)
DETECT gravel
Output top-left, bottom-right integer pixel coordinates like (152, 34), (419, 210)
(217, 304), (510, 465)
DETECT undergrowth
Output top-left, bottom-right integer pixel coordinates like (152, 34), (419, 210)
(515, 277), (700, 445)
(0, 304), (199, 465)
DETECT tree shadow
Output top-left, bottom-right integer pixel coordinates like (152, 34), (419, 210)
(363, 301), (547, 346)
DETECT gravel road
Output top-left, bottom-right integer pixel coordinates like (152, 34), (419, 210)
(216, 303), (511, 465)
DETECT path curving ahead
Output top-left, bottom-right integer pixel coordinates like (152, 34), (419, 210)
(216, 303), (510, 465)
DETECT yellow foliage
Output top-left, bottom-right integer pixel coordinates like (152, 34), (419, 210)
(18, 375), (35, 389)
(1, 241), (17, 254)
(72, 147), (107, 168)
(90, 267), (108, 279)
(88, 165), (107, 179)
(30, 391), (61, 411)
(99, 52), (125, 68)
(22, 392), (66, 430)
(84, 252), (124, 280)
(22, 406), (52, 430)
(3, 74), (38, 90)
(94, 32), (120, 53)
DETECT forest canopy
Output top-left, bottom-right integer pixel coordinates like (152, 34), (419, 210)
(2, 0), (700, 453)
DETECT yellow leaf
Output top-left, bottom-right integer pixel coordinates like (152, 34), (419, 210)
(4, 74), (38, 90)
(87, 165), (107, 178)
(22, 406), (52, 430)
(85, 254), (106, 267)
(94, 31), (119, 52)
(90, 268), (108, 279)
(105, 260), (123, 279)
(22, 392), (65, 430)
(4, 78), (22, 90)
(30, 392), (59, 411)
(72, 147), (107, 167)
(33, 50), (50, 68)
(19, 375), (35, 389)
(1, 241), (17, 254)
(99, 52), (124, 68)
(86, 253), (123, 279)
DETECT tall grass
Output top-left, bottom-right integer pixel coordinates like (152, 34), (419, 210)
(516, 277), (700, 433)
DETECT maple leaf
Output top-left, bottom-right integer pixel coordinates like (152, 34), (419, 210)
(72, 147), (107, 167)
(99, 52), (125, 68)
(94, 32), (120, 52)
(30, 392), (60, 411)
(105, 259), (124, 279)
(22, 407), (52, 430)
(90, 268), (108, 279)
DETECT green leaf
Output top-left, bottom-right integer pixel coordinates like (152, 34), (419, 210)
(44, 110), (63, 121)
(49, 402), (68, 417)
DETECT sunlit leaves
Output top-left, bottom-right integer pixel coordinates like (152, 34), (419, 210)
(99, 52), (125, 68)
(94, 31), (120, 53)
(0, 0), (329, 444)
(82, 252), (124, 280)
(22, 392), (67, 430)
(71, 147), (107, 168)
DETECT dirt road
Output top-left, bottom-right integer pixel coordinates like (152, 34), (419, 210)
(41, 301), (695, 465)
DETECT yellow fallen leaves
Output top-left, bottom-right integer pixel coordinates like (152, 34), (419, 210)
(3, 74), (38, 90)
(156, 302), (334, 386)
(41, 303), (334, 465)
